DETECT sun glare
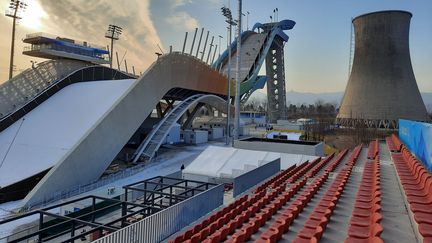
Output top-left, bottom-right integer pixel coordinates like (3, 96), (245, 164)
(20, 0), (48, 30)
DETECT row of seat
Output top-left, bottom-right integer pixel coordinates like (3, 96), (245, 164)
(185, 169), (312, 243)
(287, 158), (322, 183)
(392, 134), (403, 152)
(169, 194), (251, 243)
(345, 144), (363, 167)
(386, 134), (403, 152)
(391, 146), (432, 241)
(254, 164), (299, 194)
(181, 158), (323, 242)
(324, 149), (348, 173)
(386, 136), (397, 153)
(291, 144), (365, 243)
(306, 153), (335, 178)
(257, 172), (331, 242)
(267, 162), (309, 191)
(346, 156), (383, 243)
(367, 139), (379, 159)
(222, 177), (309, 242)
(293, 165), (353, 243)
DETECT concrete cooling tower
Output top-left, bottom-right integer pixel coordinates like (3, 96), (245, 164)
(337, 10), (428, 129)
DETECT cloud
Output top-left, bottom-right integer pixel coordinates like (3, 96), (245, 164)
(164, 0), (200, 31)
(30, 0), (162, 74)
(166, 12), (199, 31)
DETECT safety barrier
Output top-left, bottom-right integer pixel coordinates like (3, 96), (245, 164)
(233, 158), (280, 197)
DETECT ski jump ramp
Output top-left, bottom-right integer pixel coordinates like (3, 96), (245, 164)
(0, 19), (295, 208)
(20, 53), (232, 207)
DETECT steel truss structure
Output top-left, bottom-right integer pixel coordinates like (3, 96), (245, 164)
(336, 117), (399, 129)
(0, 176), (216, 243)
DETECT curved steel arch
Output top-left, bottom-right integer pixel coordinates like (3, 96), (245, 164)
(132, 94), (232, 163)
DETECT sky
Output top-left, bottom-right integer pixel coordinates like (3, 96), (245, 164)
(0, 0), (431, 93)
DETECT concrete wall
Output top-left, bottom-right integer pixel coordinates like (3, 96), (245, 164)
(234, 138), (324, 157)
(337, 11), (428, 124)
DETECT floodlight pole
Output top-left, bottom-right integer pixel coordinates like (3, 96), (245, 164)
(226, 25), (232, 145)
(234, 0), (242, 140)
(8, 7), (17, 80)
(6, 0), (26, 80)
(105, 24), (122, 68)
(222, 5), (236, 145)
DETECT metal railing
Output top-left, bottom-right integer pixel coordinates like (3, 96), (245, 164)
(22, 159), (158, 211)
(23, 43), (109, 61)
(93, 184), (224, 243)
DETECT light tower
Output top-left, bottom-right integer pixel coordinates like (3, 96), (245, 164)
(234, 0), (242, 140)
(221, 5), (237, 145)
(5, 0), (27, 80)
(105, 24), (122, 68)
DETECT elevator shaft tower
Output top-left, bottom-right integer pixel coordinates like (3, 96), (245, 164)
(262, 24), (287, 122)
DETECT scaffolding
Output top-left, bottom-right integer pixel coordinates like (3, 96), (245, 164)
(0, 176), (216, 243)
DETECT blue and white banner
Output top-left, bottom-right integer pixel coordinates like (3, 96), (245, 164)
(399, 119), (432, 171)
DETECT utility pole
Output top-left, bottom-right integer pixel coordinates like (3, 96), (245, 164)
(5, 0), (27, 80)
(105, 24), (122, 68)
(234, 0), (242, 140)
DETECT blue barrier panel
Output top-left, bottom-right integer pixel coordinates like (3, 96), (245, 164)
(233, 158), (281, 197)
(399, 119), (432, 171)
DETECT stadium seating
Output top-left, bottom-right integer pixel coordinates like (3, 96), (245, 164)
(306, 153), (334, 178)
(386, 136), (397, 152)
(390, 134), (403, 152)
(367, 139), (379, 159)
(324, 149), (349, 172)
(167, 137), (432, 243)
(391, 146), (432, 240)
(291, 145), (364, 243)
(287, 158), (321, 183)
(345, 156), (383, 242)
(293, 166), (353, 242)
(257, 173), (330, 242)
(170, 139), (427, 243)
(254, 163), (300, 194)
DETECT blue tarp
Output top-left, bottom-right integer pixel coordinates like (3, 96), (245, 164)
(399, 119), (432, 171)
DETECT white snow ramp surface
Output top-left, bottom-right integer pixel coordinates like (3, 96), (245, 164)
(0, 79), (136, 187)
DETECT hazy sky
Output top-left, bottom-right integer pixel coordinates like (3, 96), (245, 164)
(0, 0), (431, 93)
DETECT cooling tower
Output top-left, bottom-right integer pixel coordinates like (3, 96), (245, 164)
(337, 10), (428, 129)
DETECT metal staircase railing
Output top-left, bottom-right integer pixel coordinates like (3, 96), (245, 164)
(132, 94), (206, 163)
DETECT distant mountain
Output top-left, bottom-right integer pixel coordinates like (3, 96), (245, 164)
(248, 90), (342, 105)
(249, 90), (432, 112)
(285, 91), (343, 106)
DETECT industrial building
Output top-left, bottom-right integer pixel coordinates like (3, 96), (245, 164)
(337, 10), (429, 129)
